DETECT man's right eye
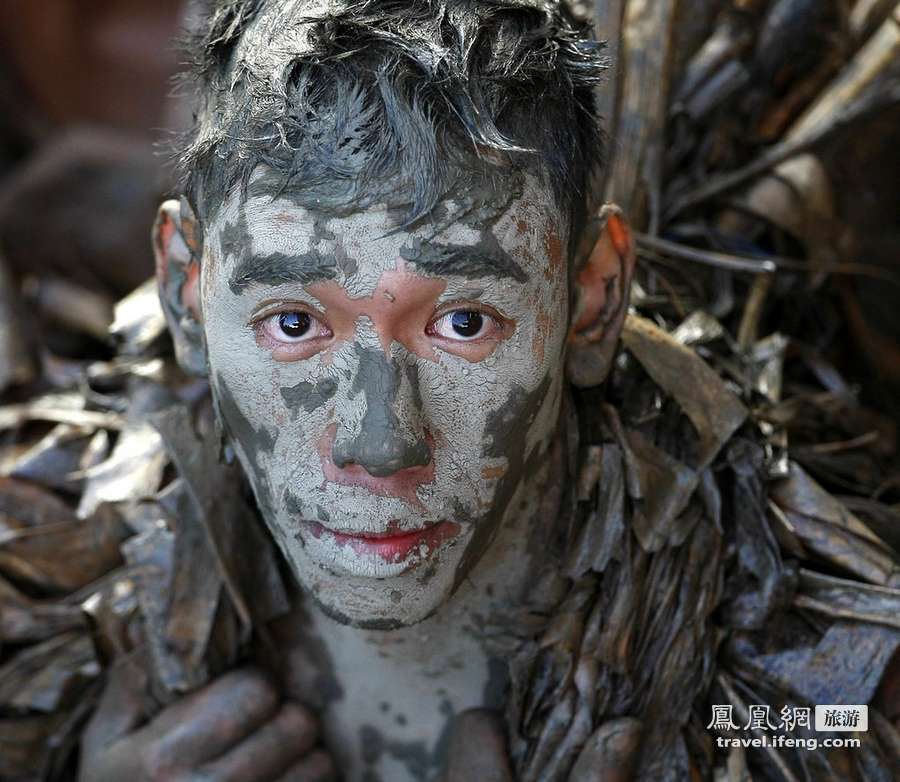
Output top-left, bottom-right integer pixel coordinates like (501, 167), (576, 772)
(260, 310), (331, 344)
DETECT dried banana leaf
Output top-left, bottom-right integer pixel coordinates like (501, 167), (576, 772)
(0, 3), (898, 781)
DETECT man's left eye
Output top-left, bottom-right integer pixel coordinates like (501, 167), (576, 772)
(431, 310), (492, 341)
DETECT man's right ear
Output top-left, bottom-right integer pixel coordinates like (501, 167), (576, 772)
(152, 197), (207, 376)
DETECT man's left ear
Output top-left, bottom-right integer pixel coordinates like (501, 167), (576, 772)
(152, 197), (207, 377)
(566, 204), (636, 388)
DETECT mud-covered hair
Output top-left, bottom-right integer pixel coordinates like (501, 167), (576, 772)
(175, 0), (606, 251)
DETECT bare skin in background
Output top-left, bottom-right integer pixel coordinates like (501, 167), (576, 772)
(78, 166), (634, 780)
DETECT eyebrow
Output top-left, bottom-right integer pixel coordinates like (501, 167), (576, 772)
(399, 239), (528, 282)
(228, 251), (338, 294)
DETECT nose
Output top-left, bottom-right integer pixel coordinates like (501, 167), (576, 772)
(332, 348), (431, 477)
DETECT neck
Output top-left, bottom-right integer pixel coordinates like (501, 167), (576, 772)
(282, 427), (568, 782)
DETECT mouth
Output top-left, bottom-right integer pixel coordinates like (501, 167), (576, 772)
(302, 519), (461, 572)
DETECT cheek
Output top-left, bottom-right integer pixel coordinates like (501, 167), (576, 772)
(203, 292), (337, 478)
(416, 349), (553, 472)
(263, 360), (347, 467)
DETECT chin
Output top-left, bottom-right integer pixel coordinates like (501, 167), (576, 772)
(289, 540), (467, 630)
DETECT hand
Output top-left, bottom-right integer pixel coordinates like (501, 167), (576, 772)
(440, 709), (513, 782)
(79, 665), (336, 782)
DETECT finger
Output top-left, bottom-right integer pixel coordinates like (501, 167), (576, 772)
(144, 667), (280, 768)
(273, 749), (338, 782)
(569, 717), (642, 782)
(197, 703), (319, 782)
(442, 709), (513, 782)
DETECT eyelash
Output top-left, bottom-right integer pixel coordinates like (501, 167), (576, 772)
(252, 303), (507, 352)
(255, 307), (331, 346)
(426, 308), (501, 342)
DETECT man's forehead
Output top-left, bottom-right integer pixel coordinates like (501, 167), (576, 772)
(240, 197), (488, 247)
(215, 170), (559, 244)
(210, 171), (565, 289)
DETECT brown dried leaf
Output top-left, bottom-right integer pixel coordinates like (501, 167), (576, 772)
(0, 631), (98, 712)
(0, 574), (84, 643)
(773, 463), (891, 546)
(3, 423), (99, 492)
(152, 405), (289, 635)
(30, 276), (114, 341)
(80, 573), (140, 667)
(566, 444), (626, 578)
(158, 478), (223, 685)
(119, 521), (184, 699)
(625, 429), (699, 552)
(733, 621), (900, 708)
(670, 310), (726, 346)
(604, 0), (680, 228)
(795, 568), (900, 629)
(0, 392), (125, 432)
(0, 503), (128, 594)
(77, 420), (166, 518)
(522, 690), (575, 782)
(0, 477), (79, 537)
(772, 463), (898, 584)
(0, 711), (68, 780)
(622, 314), (748, 469)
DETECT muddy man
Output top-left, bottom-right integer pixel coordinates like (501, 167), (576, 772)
(79, 1), (628, 780)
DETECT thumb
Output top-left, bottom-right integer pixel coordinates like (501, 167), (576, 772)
(441, 708), (513, 782)
(570, 717), (642, 782)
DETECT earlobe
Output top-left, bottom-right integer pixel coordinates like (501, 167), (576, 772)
(566, 204), (636, 388)
(152, 198), (208, 377)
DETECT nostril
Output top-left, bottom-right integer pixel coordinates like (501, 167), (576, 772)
(331, 451), (357, 470)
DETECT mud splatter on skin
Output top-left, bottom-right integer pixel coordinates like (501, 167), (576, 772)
(309, 591), (409, 632)
(212, 371), (277, 519)
(223, 202), (343, 294)
(312, 218), (336, 243)
(332, 347), (430, 476)
(280, 377), (339, 413)
(199, 170), (570, 631)
(482, 656), (508, 710)
(218, 203), (248, 261)
(404, 363), (424, 411)
(452, 374), (555, 589)
(431, 697), (457, 775)
(360, 724), (435, 781)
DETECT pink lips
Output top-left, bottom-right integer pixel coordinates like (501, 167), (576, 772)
(306, 520), (460, 563)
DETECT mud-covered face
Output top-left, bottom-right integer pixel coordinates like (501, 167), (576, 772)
(201, 171), (569, 627)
